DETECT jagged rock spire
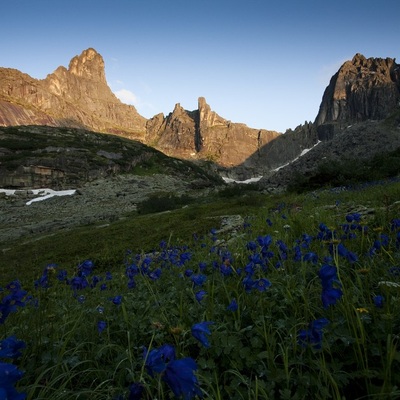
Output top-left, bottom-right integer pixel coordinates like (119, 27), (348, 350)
(68, 48), (106, 83)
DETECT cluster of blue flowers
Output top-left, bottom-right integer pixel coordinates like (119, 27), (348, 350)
(0, 336), (26, 400)
(3, 202), (400, 398)
(144, 344), (202, 400)
(0, 281), (27, 324)
(318, 262), (343, 309)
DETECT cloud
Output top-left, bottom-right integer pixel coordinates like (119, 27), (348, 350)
(114, 89), (138, 105)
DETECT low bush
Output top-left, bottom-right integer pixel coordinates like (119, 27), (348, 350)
(136, 192), (194, 214)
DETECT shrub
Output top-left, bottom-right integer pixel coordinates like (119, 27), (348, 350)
(137, 192), (193, 214)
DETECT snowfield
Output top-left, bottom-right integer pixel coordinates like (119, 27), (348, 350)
(0, 188), (76, 205)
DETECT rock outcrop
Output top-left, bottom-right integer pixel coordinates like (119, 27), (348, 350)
(0, 125), (223, 189)
(0, 48), (147, 137)
(1, 50), (399, 183)
(0, 49), (281, 171)
(146, 96), (280, 168)
(315, 54), (400, 140)
(258, 118), (400, 191)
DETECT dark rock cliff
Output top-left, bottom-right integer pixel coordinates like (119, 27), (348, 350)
(315, 54), (400, 140)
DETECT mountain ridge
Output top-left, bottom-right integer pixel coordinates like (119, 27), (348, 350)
(1, 48), (399, 185)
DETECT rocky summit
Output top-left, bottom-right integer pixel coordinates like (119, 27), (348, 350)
(315, 54), (400, 140)
(146, 97), (280, 168)
(0, 48), (280, 171)
(0, 49), (399, 185)
(0, 48), (147, 137)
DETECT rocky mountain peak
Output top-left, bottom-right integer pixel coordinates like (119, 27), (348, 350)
(315, 53), (400, 139)
(0, 48), (146, 135)
(68, 48), (106, 83)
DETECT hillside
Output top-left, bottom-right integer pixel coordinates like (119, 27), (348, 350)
(0, 125), (224, 243)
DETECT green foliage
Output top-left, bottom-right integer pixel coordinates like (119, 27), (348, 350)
(2, 178), (400, 399)
(288, 147), (400, 193)
(136, 192), (194, 214)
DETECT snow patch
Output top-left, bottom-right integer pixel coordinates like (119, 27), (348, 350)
(273, 141), (321, 172)
(222, 176), (263, 184)
(0, 188), (76, 205)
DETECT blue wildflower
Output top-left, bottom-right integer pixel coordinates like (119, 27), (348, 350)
(128, 382), (144, 400)
(77, 260), (94, 277)
(246, 241), (258, 252)
(105, 272), (113, 280)
(220, 263), (233, 276)
(195, 290), (206, 303)
(293, 245), (302, 262)
(276, 240), (288, 260)
(330, 243), (358, 263)
(96, 306), (105, 314)
(244, 262), (256, 275)
(34, 264), (58, 288)
(191, 274), (206, 287)
(390, 218), (400, 231)
(227, 299), (238, 312)
(191, 321), (214, 348)
(198, 262), (207, 272)
(298, 318), (329, 349)
(91, 275), (102, 288)
(373, 295), (384, 309)
(163, 357), (202, 400)
(242, 275), (255, 293)
(321, 287), (343, 309)
(144, 344), (175, 377)
(97, 321), (107, 334)
(0, 362), (26, 399)
(56, 269), (67, 282)
(257, 235), (272, 248)
(303, 252), (318, 264)
(0, 336), (26, 360)
(111, 295), (122, 306)
(69, 276), (89, 291)
(148, 268), (161, 281)
(77, 295), (86, 304)
(253, 278), (271, 292)
(346, 213), (361, 223)
(0, 282), (27, 324)
(318, 264), (342, 308)
(317, 223), (336, 241)
(301, 233), (313, 247)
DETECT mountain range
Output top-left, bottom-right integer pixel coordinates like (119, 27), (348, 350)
(1, 48), (399, 186)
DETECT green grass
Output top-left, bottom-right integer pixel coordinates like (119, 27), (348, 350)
(0, 192), (270, 285)
(1, 179), (400, 399)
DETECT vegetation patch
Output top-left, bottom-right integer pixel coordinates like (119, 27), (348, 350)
(288, 147), (400, 193)
(1, 179), (400, 399)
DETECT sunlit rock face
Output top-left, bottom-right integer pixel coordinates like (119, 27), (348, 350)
(0, 48), (147, 137)
(145, 96), (280, 168)
(315, 54), (400, 140)
(0, 49), (281, 170)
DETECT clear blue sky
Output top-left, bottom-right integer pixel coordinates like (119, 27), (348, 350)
(1, 0), (399, 132)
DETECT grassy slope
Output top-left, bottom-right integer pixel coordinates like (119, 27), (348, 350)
(1, 179), (398, 287)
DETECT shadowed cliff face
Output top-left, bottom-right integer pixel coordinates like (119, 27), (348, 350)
(315, 54), (400, 140)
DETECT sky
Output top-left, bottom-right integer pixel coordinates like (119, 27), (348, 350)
(1, 0), (399, 133)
